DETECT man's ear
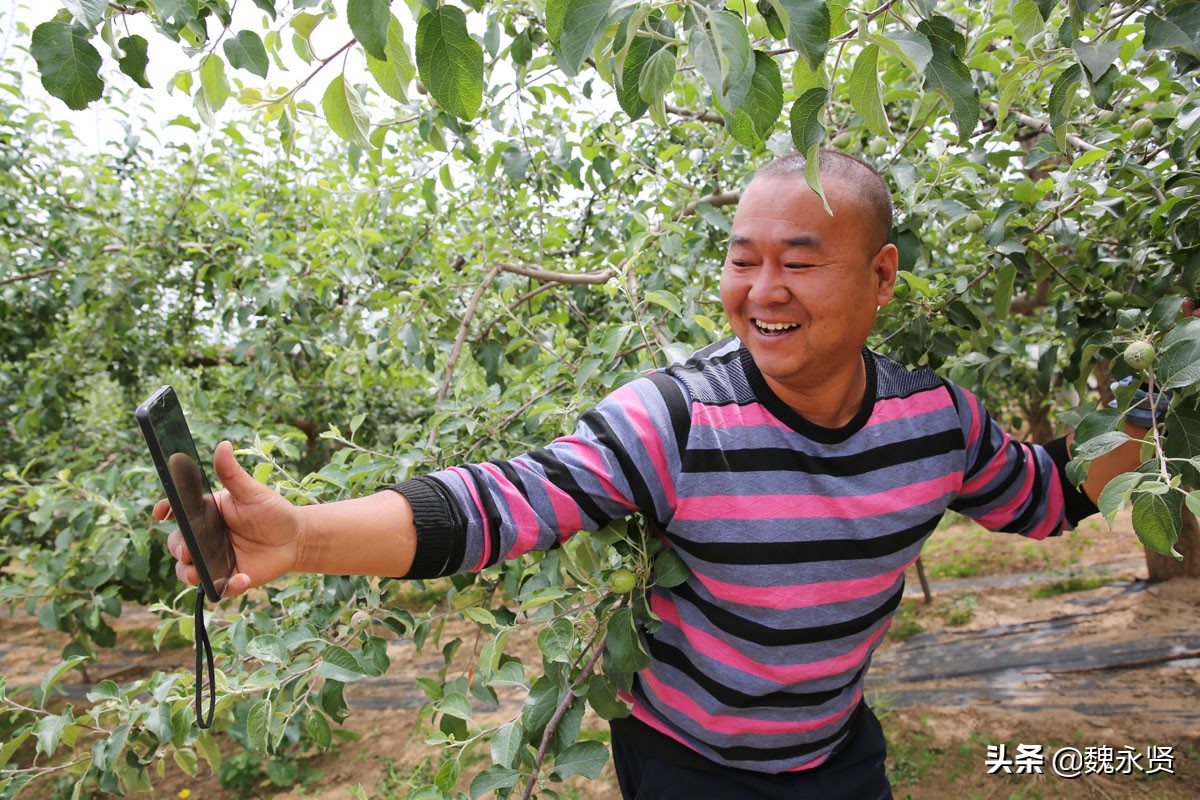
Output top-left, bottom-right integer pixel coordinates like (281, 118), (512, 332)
(873, 243), (900, 306)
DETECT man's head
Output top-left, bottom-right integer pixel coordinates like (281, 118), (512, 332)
(720, 150), (899, 414)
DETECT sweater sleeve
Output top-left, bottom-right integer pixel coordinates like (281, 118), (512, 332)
(944, 381), (1095, 539)
(393, 374), (688, 578)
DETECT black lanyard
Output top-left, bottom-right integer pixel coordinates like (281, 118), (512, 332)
(194, 585), (216, 728)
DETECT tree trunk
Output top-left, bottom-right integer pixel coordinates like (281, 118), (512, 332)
(1145, 508), (1200, 580)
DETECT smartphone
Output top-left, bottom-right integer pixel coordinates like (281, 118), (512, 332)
(136, 386), (236, 601)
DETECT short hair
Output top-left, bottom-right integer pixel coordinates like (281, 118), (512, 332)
(750, 149), (894, 249)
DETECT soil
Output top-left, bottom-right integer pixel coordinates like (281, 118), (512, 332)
(3, 510), (1198, 800)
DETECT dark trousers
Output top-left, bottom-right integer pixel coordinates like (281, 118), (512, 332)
(610, 705), (893, 800)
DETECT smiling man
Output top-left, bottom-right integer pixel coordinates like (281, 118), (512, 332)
(158, 150), (1164, 800)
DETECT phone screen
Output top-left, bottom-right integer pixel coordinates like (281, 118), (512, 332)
(136, 386), (236, 600)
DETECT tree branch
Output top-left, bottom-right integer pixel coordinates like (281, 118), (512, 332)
(436, 263), (505, 403)
(519, 632), (608, 800)
(665, 105), (724, 125)
(497, 262), (616, 285)
(983, 101), (1100, 153)
(678, 189), (741, 220)
(0, 266), (61, 287)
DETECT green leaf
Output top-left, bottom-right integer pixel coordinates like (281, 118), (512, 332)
(368, 16), (415, 103)
(64, 0), (107, 29)
(689, 10), (754, 114)
(348, 0), (390, 61)
(199, 54), (231, 113)
(36, 655), (89, 708)
(776, 0), (831, 71)
(538, 618), (576, 664)
(304, 710), (332, 750)
(848, 44), (888, 137)
(638, 47), (677, 106)
(223, 30), (269, 78)
(441, 691), (473, 720)
(117, 35), (151, 88)
(247, 633), (287, 665)
(605, 607), (649, 673)
(992, 263), (1016, 320)
(652, 548), (690, 587)
(156, 0), (199, 25)
(1072, 39), (1122, 82)
(1159, 334), (1200, 391)
(34, 712), (72, 758)
(548, 0), (617, 76)
(1072, 430), (1133, 460)
(644, 290), (681, 316)
(1144, 6), (1200, 61)
(247, 698), (272, 752)
(322, 75), (372, 149)
(789, 86), (828, 152)
(0, 725), (33, 770)
(550, 740), (609, 780)
(585, 673), (631, 719)
(1096, 471), (1144, 523)
(470, 765), (521, 798)
(1010, 0), (1045, 46)
(30, 22), (104, 110)
(251, 0), (277, 20)
(490, 719), (524, 768)
(317, 644), (369, 682)
(918, 17), (979, 142)
(416, 6), (484, 120)
(727, 51), (783, 148)
(1132, 490), (1183, 558)
(521, 676), (561, 736)
(1049, 63), (1081, 129)
(876, 29), (932, 75)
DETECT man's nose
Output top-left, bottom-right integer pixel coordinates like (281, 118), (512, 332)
(747, 263), (789, 305)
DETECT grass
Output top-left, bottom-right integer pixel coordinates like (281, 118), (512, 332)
(942, 593), (977, 626)
(889, 598), (926, 642)
(1027, 574), (1114, 599)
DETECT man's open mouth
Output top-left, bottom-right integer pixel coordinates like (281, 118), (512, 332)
(753, 319), (800, 335)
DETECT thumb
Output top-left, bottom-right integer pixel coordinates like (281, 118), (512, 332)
(213, 440), (267, 501)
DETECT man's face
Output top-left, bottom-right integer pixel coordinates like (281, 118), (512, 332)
(719, 174), (898, 403)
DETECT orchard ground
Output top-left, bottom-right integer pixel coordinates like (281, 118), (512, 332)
(3, 510), (1198, 800)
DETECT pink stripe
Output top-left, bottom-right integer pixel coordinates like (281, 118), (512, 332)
(653, 595), (890, 683)
(960, 437), (1012, 495)
(446, 467), (492, 571)
(695, 558), (915, 610)
(1028, 469), (1066, 540)
(479, 463), (541, 558)
(619, 387), (677, 508)
(865, 389), (953, 428)
(675, 474), (960, 521)
(556, 438), (638, 511)
(640, 669), (861, 736)
(692, 402), (791, 430)
(972, 443), (1037, 530)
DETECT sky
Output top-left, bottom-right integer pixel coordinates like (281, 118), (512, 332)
(2, 0), (361, 153)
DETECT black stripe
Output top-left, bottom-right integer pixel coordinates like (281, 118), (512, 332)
(668, 582), (903, 648)
(669, 513), (941, 565)
(646, 636), (865, 709)
(685, 429), (962, 476)
(581, 408), (658, 520)
(525, 448), (613, 527)
(463, 463), (506, 569)
(1004, 447), (1045, 534)
(667, 343), (743, 375)
(953, 439), (1028, 513)
(646, 372), (691, 458)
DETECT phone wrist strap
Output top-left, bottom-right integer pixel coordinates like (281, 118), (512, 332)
(194, 586), (216, 729)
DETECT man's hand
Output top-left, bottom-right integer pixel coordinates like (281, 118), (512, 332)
(154, 441), (304, 598)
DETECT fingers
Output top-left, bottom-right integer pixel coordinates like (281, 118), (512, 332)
(153, 498), (174, 521)
(166, 530), (193, 565)
(214, 440), (263, 501)
(226, 573), (254, 598)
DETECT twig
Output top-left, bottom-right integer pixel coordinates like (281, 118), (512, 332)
(983, 102), (1100, 152)
(677, 190), (741, 220)
(519, 632), (608, 800)
(498, 262), (616, 285)
(435, 263), (504, 404)
(0, 266), (61, 286)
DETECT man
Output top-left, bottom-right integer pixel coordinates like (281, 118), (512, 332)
(158, 150), (1167, 798)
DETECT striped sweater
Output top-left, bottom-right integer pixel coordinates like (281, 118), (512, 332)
(396, 337), (1095, 773)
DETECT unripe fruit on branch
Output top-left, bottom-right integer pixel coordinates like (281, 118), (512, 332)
(1130, 118), (1154, 139)
(350, 610), (372, 629)
(609, 569), (637, 594)
(1103, 290), (1124, 308)
(1123, 340), (1155, 371)
(964, 213), (984, 233)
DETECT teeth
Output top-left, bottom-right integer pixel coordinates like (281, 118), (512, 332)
(755, 320), (799, 332)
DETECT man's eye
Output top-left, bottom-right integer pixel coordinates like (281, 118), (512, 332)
(785, 263), (813, 270)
